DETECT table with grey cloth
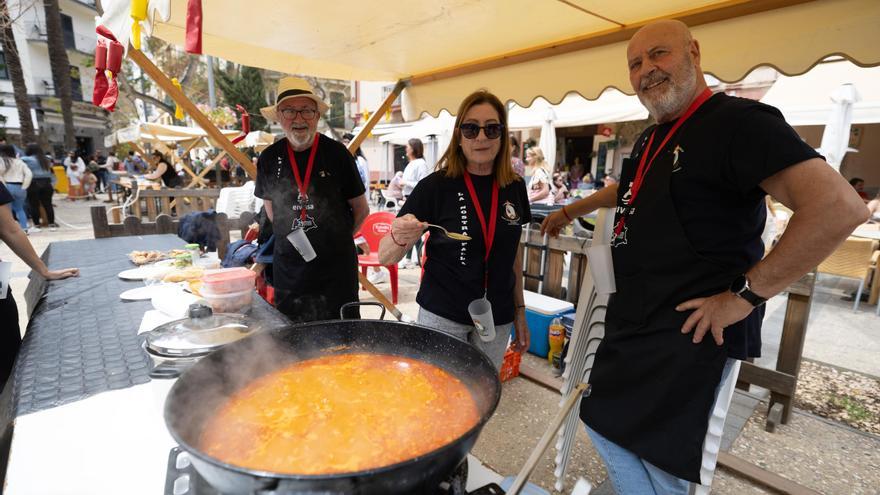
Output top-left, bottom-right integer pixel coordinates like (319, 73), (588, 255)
(11, 234), (290, 417)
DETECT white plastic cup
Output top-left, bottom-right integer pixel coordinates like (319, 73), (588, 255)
(468, 297), (496, 342)
(586, 244), (616, 294)
(286, 227), (317, 262)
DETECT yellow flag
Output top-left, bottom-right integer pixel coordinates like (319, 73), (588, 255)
(171, 78), (185, 120)
(130, 0), (147, 50)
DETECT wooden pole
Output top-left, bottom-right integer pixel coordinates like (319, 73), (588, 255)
(347, 80), (406, 155)
(127, 48), (257, 179)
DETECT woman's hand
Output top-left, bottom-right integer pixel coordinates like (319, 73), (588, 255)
(390, 214), (426, 245)
(511, 308), (530, 353)
(540, 210), (570, 237)
(42, 267), (79, 280)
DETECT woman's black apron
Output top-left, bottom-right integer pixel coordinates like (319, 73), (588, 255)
(580, 124), (743, 482)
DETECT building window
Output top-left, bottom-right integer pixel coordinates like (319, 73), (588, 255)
(0, 52), (8, 80)
(328, 91), (345, 128)
(60, 14), (75, 49)
(70, 65), (82, 101)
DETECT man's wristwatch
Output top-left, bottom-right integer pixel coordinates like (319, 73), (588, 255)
(730, 274), (766, 307)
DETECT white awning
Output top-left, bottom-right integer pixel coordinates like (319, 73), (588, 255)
(760, 59), (880, 126)
(99, 0), (880, 120)
(507, 90), (648, 130)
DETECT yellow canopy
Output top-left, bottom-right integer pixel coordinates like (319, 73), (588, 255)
(103, 0), (880, 119)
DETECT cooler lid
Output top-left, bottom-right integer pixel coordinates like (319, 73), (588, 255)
(523, 291), (574, 315)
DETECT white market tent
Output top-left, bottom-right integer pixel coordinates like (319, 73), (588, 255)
(507, 89), (648, 130)
(760, 58), (880, 126)
(103, 122), (240, 149)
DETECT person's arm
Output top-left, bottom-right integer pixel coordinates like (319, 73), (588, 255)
(20, 160), (32, 190)
(540, 183), (618, 237)
(0, 205), (78, 280)
(678, 158), (869, 345)
(528, 181), (550, 203)
(378, 213), (426, 265)
(511, 247), (530, 352)
(349, 194), (369, 235)
(143, 162), (166, 180)
(264, 200), (273, 222)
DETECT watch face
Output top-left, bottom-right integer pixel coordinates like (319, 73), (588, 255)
(731, 275), (747, 293)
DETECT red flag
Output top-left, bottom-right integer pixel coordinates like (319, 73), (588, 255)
(185, 0), (203, 54)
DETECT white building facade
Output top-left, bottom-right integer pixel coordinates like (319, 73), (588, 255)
(1, 0), (109, 157)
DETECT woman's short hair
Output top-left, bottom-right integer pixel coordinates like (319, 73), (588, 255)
(438, 89), (517, 187)
(407, 138), (424, 160)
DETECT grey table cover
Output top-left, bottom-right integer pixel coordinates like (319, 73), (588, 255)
(13, 235), (289, 416)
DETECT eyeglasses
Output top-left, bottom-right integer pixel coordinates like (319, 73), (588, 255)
(278, 107), (318, 121)
(459, 123), (504, 140)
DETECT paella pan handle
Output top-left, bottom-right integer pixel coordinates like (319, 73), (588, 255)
(339, 301), (386, 321)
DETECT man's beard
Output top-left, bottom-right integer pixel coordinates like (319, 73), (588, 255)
(286, 127), (315, 150)
(637, 61), (697, 123)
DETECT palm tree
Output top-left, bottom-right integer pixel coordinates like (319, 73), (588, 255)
(0, 0), (37, 143)
(43, 0), (75, 151)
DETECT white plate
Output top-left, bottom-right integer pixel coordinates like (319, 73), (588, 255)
(118, 260), (175, 280)
(120, 286), (158, 301)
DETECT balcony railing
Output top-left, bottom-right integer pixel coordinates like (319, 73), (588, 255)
(25, 22), (96, 54)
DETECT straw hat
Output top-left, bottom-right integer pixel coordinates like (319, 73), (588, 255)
(260, 77), (329, 122)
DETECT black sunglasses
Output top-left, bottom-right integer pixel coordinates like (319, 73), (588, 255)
(459, 123), (504, 140)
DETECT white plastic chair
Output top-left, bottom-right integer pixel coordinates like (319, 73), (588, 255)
(216, 181), (258, 218)
(692, 359), (741, 495)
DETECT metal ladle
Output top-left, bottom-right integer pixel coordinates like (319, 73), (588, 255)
(426, 224), (471, 241)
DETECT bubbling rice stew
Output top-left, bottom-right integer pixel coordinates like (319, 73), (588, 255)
(199, 353), (479, 474)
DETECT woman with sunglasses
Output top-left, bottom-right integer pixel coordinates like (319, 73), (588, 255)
(378, 90), (531, 369)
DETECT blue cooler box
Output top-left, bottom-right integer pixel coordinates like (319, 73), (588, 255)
(524, 291), (575, 358)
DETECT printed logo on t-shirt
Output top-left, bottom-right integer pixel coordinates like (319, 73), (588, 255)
(292, 214), (318, 232)
(502, 201), (520, 225)
(458, 192), (469, 266)
(672, 145), (684, 173)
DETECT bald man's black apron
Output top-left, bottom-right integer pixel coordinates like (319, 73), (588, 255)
(581, 120), (742, 482)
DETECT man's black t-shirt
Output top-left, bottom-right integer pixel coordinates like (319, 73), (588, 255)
(399, 171), (531, 325)
(620, 93), (820, 359)
(254, 134), (365, 293)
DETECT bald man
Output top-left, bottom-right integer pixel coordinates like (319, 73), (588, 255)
(542, 20), (866, 493)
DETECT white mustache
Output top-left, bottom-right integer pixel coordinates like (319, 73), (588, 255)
(640, 71), (670, 91)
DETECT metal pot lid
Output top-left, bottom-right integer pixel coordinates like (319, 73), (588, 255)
(144, 303), (259, 358)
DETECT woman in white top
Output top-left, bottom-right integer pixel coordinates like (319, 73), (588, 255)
(401, 138), (429, 197)
(0, 145), (33, 231)
(526, 147), (552, 205)
(64, 151), (85, 201)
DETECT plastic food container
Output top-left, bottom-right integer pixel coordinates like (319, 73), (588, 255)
(200, 267), (257, 294)
(200, 288), (254, 314)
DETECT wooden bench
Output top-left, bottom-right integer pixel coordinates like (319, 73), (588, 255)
(91, 206), (256, 259)
(123, 186), (222, 223)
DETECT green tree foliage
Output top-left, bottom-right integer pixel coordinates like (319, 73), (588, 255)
(215, 66), (268, 131)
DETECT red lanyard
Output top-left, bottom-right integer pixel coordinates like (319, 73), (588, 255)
(463, 171), (499, 289)
(285, 134), (320, 221)
(614, 88), (713, 236)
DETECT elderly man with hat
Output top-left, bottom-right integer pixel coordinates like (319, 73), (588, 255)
(255, 77), (369, 322)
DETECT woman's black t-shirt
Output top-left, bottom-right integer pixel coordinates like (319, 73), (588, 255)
(159, 161), (181, 188)
(399, 171), (531, 325)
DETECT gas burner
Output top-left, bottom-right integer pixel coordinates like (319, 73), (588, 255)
(164, 447), (504, 495)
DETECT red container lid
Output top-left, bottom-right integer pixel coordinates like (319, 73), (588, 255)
(201, 267), (257, 285)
